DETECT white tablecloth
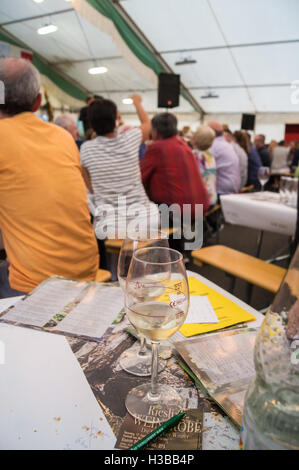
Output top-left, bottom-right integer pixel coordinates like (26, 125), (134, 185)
(220, 192), (297, 236)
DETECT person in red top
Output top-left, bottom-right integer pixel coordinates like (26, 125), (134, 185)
(140, 113), (210, 219)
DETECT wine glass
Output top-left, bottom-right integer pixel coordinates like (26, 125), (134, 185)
(117, 232), (169, 376)
(125, 247), (189, 423)
(258, 166), (270, 192)
(279, 176), (288, 203)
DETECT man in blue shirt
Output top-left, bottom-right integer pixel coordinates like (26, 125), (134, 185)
(254, 134), (271, 167)
(247, 133), (262, 188)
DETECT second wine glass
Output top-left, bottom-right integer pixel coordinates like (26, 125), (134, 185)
(117, 231), (169, 376)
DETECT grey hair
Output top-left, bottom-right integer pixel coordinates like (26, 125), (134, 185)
(54, 115), (74, 131)
(0, 58), (41, 115)
(193, 125), (216, 151)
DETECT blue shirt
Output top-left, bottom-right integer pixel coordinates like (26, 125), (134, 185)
(248, 144), (262, 188)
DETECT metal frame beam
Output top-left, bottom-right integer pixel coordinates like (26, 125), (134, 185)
(0, 8), (74, 27)
(160, 38), (299, 55)
(89, 83), (291, 94)
(51, 55), (123, 66)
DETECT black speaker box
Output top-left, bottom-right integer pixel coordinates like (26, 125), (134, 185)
(241, 114), (256, 131)
(158, 74), (180, 108)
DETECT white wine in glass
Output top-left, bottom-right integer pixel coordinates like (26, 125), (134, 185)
(125, 247), (189, 424)
(128, 301), (186, 341)
(258, 166), (270, 192)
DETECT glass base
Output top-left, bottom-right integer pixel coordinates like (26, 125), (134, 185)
(119, 345), (166, 377)
(125, 383), (184, 423)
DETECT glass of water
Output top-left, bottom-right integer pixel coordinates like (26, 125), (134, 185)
(279, 176), (288, 203)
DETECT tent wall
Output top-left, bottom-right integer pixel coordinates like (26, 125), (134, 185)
(203, 113), (299, 142)
(122, 112), (299, 142)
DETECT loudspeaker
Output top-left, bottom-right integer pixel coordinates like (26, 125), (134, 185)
(158, 73), (180, 108)
(241, 114), (256, 131)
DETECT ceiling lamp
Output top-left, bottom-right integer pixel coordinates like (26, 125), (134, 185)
(33, 0), (45, 3)
(88, 66), (108, 75)
(37, 24), (58, 35)
(201, 92), (219, 99)
(122, 98), (133, 105)
(175, 58), (197, 66)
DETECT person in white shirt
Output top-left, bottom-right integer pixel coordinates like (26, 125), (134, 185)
(224, 129), (248, 189)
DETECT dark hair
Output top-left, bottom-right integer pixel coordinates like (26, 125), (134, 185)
(88, 99), (117, 136)
(234, 130), (250, 154)
(279, 140), (285, 146)
(151, 113), (178, 139)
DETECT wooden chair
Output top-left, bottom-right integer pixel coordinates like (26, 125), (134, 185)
(95, 269), (112, 283)
(191, 245), (286, 303)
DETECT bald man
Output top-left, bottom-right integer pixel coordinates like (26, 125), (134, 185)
(208, 121), (241, 195)
(0, 58), (98, 295)
(54, 114), (83, 149)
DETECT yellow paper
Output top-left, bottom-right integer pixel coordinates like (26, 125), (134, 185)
(179, 277), (256, 337)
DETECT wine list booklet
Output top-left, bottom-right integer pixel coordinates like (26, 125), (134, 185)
(174, 328), (258, 428)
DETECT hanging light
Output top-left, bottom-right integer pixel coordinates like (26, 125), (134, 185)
(122, 98), (133, 105)
(88, 66), (108, 75)
(175, 57), (197, 66)
(33, 0), (45, 3)
(37, 24), (58, 35)
(201, 91), (219, 99)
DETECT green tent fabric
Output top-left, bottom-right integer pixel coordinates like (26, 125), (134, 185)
(85, 0), (192, 106)
(86, 0), (164, 76)
(0, 31), (87, 102)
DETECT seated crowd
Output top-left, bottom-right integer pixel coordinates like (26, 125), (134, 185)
(0, 58), (298, 297)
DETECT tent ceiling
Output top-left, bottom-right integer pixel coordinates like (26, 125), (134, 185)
(0, 0), (299, 114)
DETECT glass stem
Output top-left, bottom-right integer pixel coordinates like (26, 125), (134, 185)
(150, 342), (160, 399)
(137, 335), (148, 358)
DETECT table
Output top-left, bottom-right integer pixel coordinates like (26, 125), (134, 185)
(0, 271), (264, 450)
(220, 192), (297, 237)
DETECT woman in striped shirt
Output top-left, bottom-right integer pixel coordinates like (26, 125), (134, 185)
(80, 95), (159, 240)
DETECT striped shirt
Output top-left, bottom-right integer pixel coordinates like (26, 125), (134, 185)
(80, 128), (159, 238)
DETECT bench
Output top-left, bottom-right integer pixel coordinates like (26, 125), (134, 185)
(191, 245), (286, 302)
(95, 269), (112, 283)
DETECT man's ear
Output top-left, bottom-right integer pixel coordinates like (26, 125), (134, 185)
(32, 93), (42, 112)
(152, 129), (158, 141)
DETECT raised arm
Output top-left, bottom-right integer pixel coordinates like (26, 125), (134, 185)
(131, 94), (151, 143)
